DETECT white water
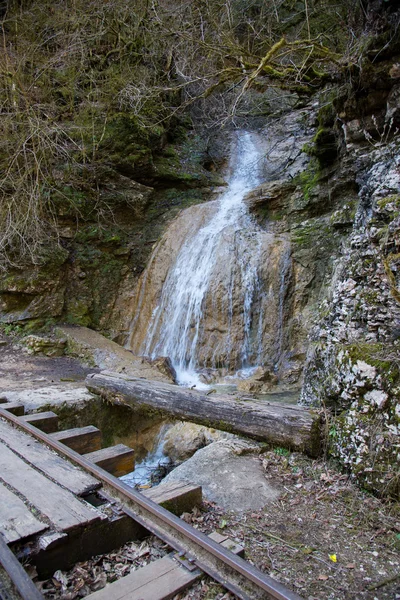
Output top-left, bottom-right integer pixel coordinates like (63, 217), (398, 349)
(120, 423), (171, 487)
(138, 132), (266, 387)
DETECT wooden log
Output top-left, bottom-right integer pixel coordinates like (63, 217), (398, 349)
(2, 402), (25, 416)
(20, 412), (58, 433)
(142, 481), (202, 515)
(85, 554), (201, 600)
(50, 426), (102, 454)
(0, 420), (100, 497)
(86, 372), (321, 456)
(84, 444), (135, 477)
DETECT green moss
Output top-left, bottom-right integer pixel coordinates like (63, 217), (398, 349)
(291, 219), (331, 247)
(377, 194), (400, 212)
(347, 343), (400, 384)
(294, 162), (320, 202)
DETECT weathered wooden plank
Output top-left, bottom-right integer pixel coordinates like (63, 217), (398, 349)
(0, 420), (100, 496)
(20, 412), (58, 433)
(84, 444), (134, 478)
(0, 441), (101, 532)
(0, 534), (44, 600)
(85, 554), (201, 600)
(0, 483), (48, 544)
(142, 481), (202, 515)
(50, 426), (102, 454)
(2, 402), (25, 416)
(86, 372), (321, 456)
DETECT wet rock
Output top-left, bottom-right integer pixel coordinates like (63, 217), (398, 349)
(197, 368), (219, 384)
(237, 380), (263, 393)
(244, 180), (295, 212)
(162, 422), (232, 463)
(163, 439), (280, 511)
(148, 356), (177, 383)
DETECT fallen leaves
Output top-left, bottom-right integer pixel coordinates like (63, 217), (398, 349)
(36, 538), (167, 599)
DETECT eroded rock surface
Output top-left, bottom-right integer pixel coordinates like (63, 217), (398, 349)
(163, 439), (280, 511)
(58, 325), (175, 383)
(162, 421), (233, 463)
(301, 144), (400, 498)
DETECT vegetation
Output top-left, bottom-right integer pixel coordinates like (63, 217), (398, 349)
(0, 0), (387, 269)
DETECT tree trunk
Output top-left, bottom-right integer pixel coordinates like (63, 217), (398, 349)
(86, 372), (321, 457)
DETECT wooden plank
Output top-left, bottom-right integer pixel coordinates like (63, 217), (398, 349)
(85, 554), (200, 600)
(0, 441), (102, 533)
(86, 372), (321, 456)
(20, 412), (58, 433)
(0, 534), (44, 600)
(208, 531), (245, 558)
(2, 402), (25, 416)
(0, 420), (100, 496)
(84, 444), (134, 478)
(0, 483), (48, 544)
(50, 426), (102, 454)
(142, 481), (202, 515)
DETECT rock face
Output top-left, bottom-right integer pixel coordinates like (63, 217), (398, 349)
(301, 144), (400, 499)
(163, 439), (280, 511)
(127, 197), (294, 373)
(126, 114), (326, 381)
(125, 107), (359, 384)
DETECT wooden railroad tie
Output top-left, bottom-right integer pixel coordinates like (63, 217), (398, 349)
(20, 411), (59, 433)
(85, 534), (244, 600)
(50, 425), (102, 454)
(0, 405), (303, 600)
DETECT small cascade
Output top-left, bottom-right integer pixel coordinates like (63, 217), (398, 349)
(127, 131), (292, 387)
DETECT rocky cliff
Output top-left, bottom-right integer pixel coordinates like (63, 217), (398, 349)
(1, 0), (399, 496)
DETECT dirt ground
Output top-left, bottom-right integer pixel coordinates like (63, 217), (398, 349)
(1, 330), (399, 600)
(0, 331), (96, 392)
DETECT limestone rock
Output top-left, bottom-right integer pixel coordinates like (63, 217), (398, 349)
(163, 439), (280, 511)
(237, 380), (263, 393)
(57, 325), (175, 383)
(4, 386), (94, 412)
(244, 180), (295, 212)
(162, 422), (232, 463)
(21, 335), (66, 357)
(148, 356), (177, 384)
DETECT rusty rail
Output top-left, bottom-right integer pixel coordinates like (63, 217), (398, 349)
(0, 407), (303, 600)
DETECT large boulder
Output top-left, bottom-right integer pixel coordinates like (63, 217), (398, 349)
(163, 439), (281, 511)
(162, 422), (232, 463)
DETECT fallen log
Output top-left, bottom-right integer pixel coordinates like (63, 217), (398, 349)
(85, 372), (321, 457)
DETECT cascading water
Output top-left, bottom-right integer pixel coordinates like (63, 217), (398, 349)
(127, 131), (292, 387)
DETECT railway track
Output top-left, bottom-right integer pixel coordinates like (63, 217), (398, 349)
(0, 405), (303, 600)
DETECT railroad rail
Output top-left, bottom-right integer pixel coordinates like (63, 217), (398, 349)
(0, 406), (303, 600)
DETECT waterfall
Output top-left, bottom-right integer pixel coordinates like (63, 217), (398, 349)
(127, 131), (291, 387)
